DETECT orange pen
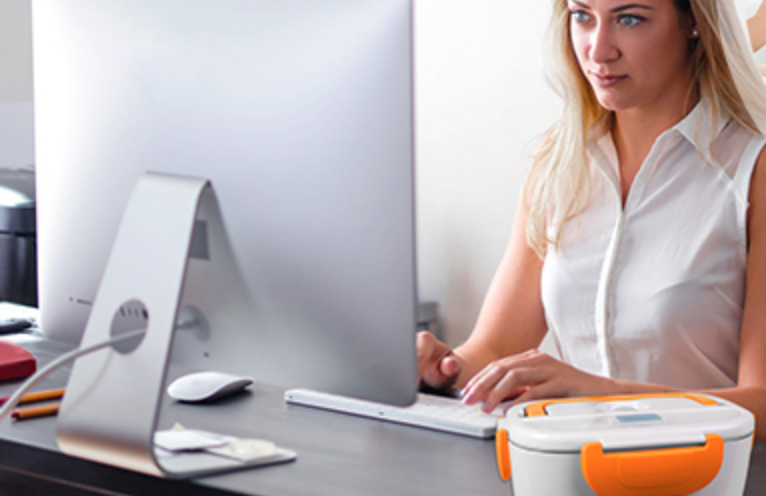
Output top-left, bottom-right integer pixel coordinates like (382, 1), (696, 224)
(0, 388), (65, 406)
(12, 404), (61, 421)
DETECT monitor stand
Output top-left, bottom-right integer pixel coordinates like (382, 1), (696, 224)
(56, 172), (296, 478)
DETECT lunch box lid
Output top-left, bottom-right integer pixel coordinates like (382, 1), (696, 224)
(501, 393), (755, 453)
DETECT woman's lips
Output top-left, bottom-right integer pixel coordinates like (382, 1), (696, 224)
(591, 73), (628, 89)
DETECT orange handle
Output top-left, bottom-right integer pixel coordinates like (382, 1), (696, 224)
(495, 427), (512, 481)
(580, 433), (724, 496)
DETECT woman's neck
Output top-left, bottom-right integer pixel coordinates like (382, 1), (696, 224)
(609, 91), (699, 206)
(611, 94), (699, 167)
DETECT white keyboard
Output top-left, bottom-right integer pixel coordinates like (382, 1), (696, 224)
(284, 389), (504, 439)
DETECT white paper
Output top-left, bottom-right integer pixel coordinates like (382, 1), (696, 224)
(154, 429), (229, 452)
(205, 439), (278, 462)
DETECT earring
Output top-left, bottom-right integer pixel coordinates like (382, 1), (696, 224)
(691, 29), (700, 38)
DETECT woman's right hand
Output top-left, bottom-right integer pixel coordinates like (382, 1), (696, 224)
(416, 331), (462, 390)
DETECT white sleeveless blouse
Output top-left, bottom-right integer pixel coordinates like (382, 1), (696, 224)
(541, 102), (766, 389)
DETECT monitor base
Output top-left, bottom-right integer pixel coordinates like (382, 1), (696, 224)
(56, 172), (294, 478)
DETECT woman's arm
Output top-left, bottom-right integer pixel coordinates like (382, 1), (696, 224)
(450, 196), (549, 387)
(418, 196), (548, 390)
(704, 143), (766, 442)
(749, 1), (766, 52)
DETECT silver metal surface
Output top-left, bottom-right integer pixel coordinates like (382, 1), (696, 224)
(56, 174), (300, 477)
(33, 0), (417, 406)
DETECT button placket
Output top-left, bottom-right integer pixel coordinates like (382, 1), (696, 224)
(591, 134), (669, 377)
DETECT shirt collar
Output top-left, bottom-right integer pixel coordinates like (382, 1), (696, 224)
(672, 98), (730, 150)
(586, 98), (731, 160)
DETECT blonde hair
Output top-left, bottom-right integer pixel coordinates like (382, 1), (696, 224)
(525, 0), (766, 258)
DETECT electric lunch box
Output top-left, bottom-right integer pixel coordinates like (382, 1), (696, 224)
(495, 393), (755, 496)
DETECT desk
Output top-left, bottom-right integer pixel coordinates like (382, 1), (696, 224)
(0, 335), (764, 496)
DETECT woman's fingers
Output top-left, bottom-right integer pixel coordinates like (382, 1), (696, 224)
(462, 349), (548, 403)
(416, 331), (459, 389)
(466, 349), (553, 388)
(462, 350), (599, 412)
(462, 362), (508, 402)
(459, 349), (620, 414)
(505, 381), (560, 410)
(439, 354), (461, 379)
(416, 331), (441, 380)
(468, 366), (550, 412)
(482, 366), (550, 411)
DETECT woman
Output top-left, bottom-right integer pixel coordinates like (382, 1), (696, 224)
(418, 0), (766, 441)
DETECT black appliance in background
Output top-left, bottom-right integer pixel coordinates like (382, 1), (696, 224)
(0, 168), (36, 307)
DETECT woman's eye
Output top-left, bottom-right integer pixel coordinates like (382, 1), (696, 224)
(570, 9), (592, 24)
(617, 14), (643, 27)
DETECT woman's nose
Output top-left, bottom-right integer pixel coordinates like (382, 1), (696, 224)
(589, 22), (619, 64)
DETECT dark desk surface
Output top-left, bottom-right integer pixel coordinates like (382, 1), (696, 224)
(0, 333), (764, 496)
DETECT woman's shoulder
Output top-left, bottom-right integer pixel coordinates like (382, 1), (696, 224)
(751, 136), (766, 197)
(748, 139), (766, 244)
(711, 115), (765, 169)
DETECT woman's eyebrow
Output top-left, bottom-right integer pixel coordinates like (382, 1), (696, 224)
(570, 1), (654, 13)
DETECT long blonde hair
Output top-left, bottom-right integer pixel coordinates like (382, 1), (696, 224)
(525, 0), (766, 258)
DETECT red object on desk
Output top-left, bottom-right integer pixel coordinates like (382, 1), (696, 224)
(0, 341), (36, 381)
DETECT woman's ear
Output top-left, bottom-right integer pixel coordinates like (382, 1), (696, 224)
(678, 5), (698, 41)
(685, 10), (698, 39)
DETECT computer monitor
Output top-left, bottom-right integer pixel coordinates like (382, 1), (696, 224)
(32, 0), (417, 407)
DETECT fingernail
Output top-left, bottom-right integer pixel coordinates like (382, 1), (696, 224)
(482, 401), (493, 413)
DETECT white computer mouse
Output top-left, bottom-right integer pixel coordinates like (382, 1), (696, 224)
(167, 371), (254, 403)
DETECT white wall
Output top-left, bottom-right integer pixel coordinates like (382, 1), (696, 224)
(0, 0), (34, 169)
(415, 0), (559, 345)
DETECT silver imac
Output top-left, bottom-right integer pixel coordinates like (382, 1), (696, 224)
(33, 0), (417, 409)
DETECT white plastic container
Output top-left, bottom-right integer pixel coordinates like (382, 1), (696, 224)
(495, 393), (755, 496)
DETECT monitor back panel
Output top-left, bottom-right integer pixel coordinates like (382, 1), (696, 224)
(32, 0), (417, 404)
